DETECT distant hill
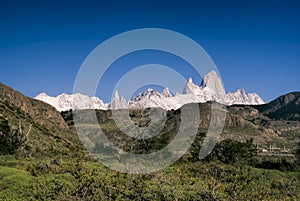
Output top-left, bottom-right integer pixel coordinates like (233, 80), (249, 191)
(62, 102), (288, 151)
(254, 92), (300, 121)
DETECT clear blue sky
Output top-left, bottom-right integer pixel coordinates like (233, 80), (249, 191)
(0, 0), (299, 102)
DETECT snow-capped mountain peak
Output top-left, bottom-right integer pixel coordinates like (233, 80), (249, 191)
(200, 70), (225, 95)
(162, 88), (172, 98)
(226, 89), (264, 105)
(183, 77), (201, 95)
(35, 92), (108, 112)
(110, 90), (127, 109)
(35, 70), (265, 111)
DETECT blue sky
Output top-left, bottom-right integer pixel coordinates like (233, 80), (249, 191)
(0, 0), (299, 102)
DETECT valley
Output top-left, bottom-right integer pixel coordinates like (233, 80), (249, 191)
(0, 82), (299, 200)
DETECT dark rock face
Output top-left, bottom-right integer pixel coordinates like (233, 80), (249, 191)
(0, 82), (68, 129)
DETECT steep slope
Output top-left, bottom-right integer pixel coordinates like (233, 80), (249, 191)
(200, 70), (225, 96)
(0, 82), (86, 158)
(254, 92), (300, 121)
(0, 98), (85, 158)
(0, 83), (67, 129)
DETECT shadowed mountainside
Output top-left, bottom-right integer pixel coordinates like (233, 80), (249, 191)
(254, 92), (300, 121)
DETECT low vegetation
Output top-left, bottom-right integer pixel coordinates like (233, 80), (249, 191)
(0, 97), (299, 200)
(0, 143), (299, 200)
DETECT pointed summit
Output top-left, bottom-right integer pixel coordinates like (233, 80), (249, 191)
(110, 90), (127, 109)
(183, 77), (200, 94)
(110, 90), (120, 109)
(200, 70), (225, 95)
(200, 70), (218, 87)
(162, 88), (172, 97)
(114, 90), (120, 100)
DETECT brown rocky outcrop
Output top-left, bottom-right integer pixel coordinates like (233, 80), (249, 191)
(0, 82), (67, 129)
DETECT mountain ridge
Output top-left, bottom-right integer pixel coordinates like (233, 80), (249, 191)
(254, 92), (300, 121)
(35, 71), (265, 111)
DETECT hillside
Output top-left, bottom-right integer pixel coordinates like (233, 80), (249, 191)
(62, 97), (299, 178)
(0, 83), (85, 158)
(254, 92), (300, 121)
(0, 82), (68, 129)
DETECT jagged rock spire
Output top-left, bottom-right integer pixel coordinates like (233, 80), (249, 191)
(110, 90), (127, 109)
(162, 88), (172, 97)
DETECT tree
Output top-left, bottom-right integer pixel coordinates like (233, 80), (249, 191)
(208, 138), (257, 165)
(0, 116), (28, 155)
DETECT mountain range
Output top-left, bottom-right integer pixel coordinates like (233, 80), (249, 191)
(1, 80), (298, 153)
(35, 71), (265, 111)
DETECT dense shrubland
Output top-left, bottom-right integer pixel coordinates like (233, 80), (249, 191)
(0, 134), (299, 200)
(0, 104), (299, 200)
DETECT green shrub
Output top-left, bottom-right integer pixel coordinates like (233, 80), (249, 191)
(206, 138), (257, 165)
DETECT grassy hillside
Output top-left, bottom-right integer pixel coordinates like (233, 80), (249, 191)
(0, 98), (86, 159)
